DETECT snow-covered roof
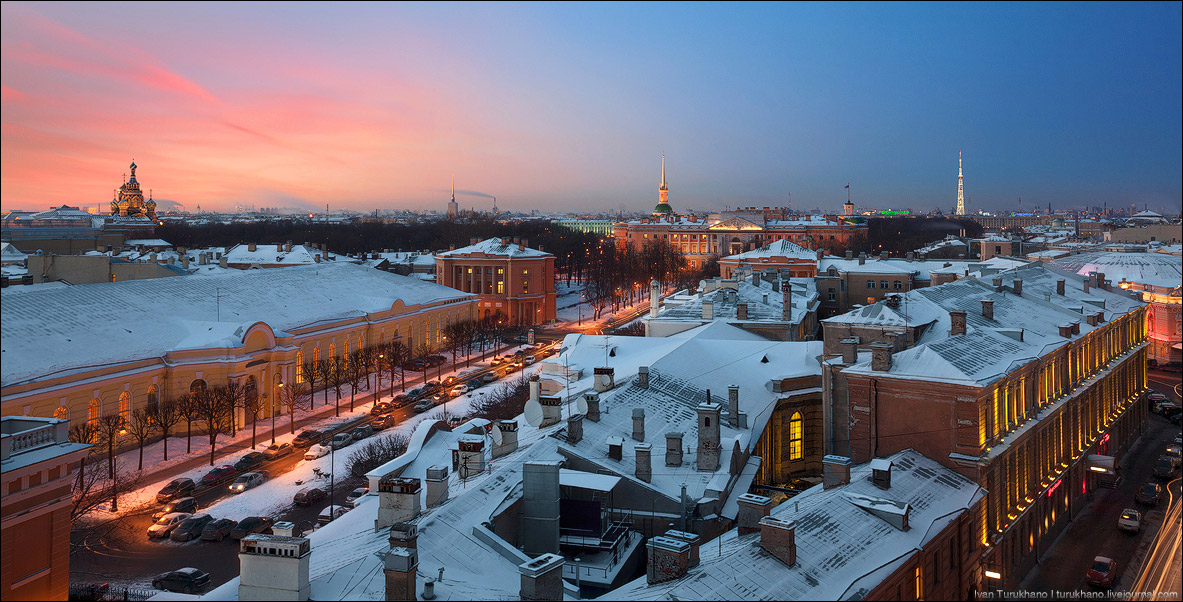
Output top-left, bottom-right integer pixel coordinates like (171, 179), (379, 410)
(223, 243), (325, 266)
(0, 242), (28, 262)
(606, 449), (985, 601)
(1050, 251), (1182, 290)
(655, 277), (818, 326)
(437, 238), (551, 258)
(818, 257), (919, 275)
(0, 263), (475, 387)
(123, 238), (173, 247)
(722, 239), (816, 261)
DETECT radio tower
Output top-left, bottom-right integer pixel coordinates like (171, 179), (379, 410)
(955, 151), (966, 216)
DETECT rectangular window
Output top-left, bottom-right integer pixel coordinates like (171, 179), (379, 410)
(866, 280), (875, 289)
(828, 289), (836, 301)
(880, 280), (888, 289)
(497, 282), (504, 294)
(894, 280), (903, 290)
(523, 280), (529, 293)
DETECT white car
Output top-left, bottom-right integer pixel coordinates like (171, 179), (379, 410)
(229, 471), (266, 494)
(148, 512), (192, 538)
(303, 444), (330, 461)
(1117, 508), (1142, 533)
(317, 504), (350, 525)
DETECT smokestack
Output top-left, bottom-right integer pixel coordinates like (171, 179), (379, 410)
(735, 493), (772, 535)
(635, 443), (652, 482)
(492, 420), (519, 458)
(1057, 279), (1065, 296)
(845, 250), (853, 260)
(425, 466), (449, 507)
(728, 385), (740, 428)
(376, 477), (421, 530)
(782, 281), (792, 322)
(696, 401), (721, 471)
(759, 517), (797, 567)
(567, 414), (583, 444)
(841, 338), (858, 364)
(949, 310), (967, 336)
(665, 432), (683, 466)
(518, 554), (564, 601)
(638, 366), (649, 389)
(1012, 278), (1023, 296)
(870, 342), (893, 372)
(737, 303), (748, 320)
(632, 408), (645, 442)
(981, 299), (994, 321)
(584, 392), (600, 422)
(823, 455), (852, 489)
(650, 279), (660, 318)
(528, 374), (540, 403)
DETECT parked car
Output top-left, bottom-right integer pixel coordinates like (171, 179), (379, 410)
(426, 355), (447, 367)
(304, 444), (330, 460)
(1085, 555), (1117, 588)
(147, 512), (191, 538)
(406, 386), (428, 399)
(234, 451), (267, 472)
(330, 432), (353, 449)
(489, 356), (504, 366)
(345, 487), (369, 507)
(391, 394), (412, 408)
(1136, 481), (1163, 505)
(294, 486), (327, 506)
(1154, 401), (1182, 417)
(371, 414), (396, 430)
(425, 379), (442, 391)
(467, 378), (483, 391)
(152, 568), (210, 594)
(413, 399), (434, 413)
(201, 518), (237, 542)
(1149, 392), (1169, 404)
(524, 355), (537, 365)
(482, 372), (498, 384)
(370, 402), (393, 416)
(1153, 455), (1177, 478)
(170, 513), (214, 542)
(292, 429), (323, 448)
(1164, 444), (1181, 467)
(261, 442), (293, 460)
(229, 472), (266, 494)
(230, 516), (274, 539)
(450, 385), (467, 397)
(201, 465), (237, 486)
(156, 478), (196, 504)
(317, 504), (350, 525)
(351, 425), (374, 441)
(153, 497), (199, 521)
(1117, 508), (1142, 533)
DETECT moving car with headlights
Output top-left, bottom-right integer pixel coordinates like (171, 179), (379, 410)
(229, 472), (266, 494)
(1117, 509), (1142, 533)
(153, 497), (199, 521)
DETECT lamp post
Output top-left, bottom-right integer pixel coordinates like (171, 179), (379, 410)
(378, 353), (385, 401)
(112, 420), (127, 512)
(276, 379), (284, 436)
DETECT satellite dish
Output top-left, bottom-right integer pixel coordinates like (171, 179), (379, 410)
(523, 399), (543, 427)
(576, 396), (589, 416)
(490, 423), (503, 446)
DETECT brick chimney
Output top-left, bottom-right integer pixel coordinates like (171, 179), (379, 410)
(696, 401), (721, 471)
(759, 517), (797, 567)
(665, 431), (683, 466)
(425, 466), (449, 507)
(782, 280), (792, 321)
(458, 436), (486, 479)
(858, 253), (866, 266)
(1059, 324), (1073, 338)
(638, 366), (649, 389)
(584, 392), (600, 422)
(635, 443), (652, 482)
(816, 249), (825, 261)
(646, 537), (692, 584)
(518, 553), (564, 601)
(566, 414), (583, 444)
(1083, 277), (1090, 294)
(845, 250), (853, 260)
(219, 255), (229, 268)
(992, 277), (1003, 291)
(383, 547), (418, 601)
(388, 522), (418, 549)
(1012, 278), (1023, 296)
(735, 493), (772, 535)
(1071, 321), (1080, 335)
(981, 298), (994, 321)
(376, 477), (421, 529)
(238, 535), (311, 601)
(841, 337), (858, 364)
(632, 408), (646, 441)
(539, 396), (562, 427)
(1057, 279), (1066, 296)
(737, 303), (749, 320)
(823, 455), (852, 489)
(1086, 314), (1098, 326)
(870, 342), (893, 372)
(727, 385), (740, 428)
(1095, 311), (1105, 324)
(248, 243), (257, 252)
(949, 310), (967, 336)
(593, 367), (614, 393)
(492, 420), (519, 458)
(663, 530), (701, 567)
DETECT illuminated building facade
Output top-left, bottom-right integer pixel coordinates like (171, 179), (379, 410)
(436, 237), (557, 326)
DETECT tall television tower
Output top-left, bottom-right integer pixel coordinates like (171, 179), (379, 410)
(955, 151), (966, 216)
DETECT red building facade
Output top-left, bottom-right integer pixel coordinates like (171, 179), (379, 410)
(436, 237), (556, 326)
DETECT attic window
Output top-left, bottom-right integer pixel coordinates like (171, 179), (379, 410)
(761, 355), (769, 363)
(609, 347), (616, 357)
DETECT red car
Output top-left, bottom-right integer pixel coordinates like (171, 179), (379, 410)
(1086, 556), (1116, 588)
(201, 465), (237, 486)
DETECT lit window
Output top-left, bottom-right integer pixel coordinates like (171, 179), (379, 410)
(296, 350), (305, 382)
(313, 346), (320, 364)
(119, 392), (131, 423)
(497, 282), (504, 294)
(789, 412), (804, 460)
(88, 398), (100, 426)
(54, 406), (69, 420)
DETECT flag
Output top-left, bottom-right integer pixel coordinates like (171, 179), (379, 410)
(844, 184), (850, 189)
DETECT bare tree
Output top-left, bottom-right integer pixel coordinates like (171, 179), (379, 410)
(174, 392), (199, 454)
(92, 414), (127, 511)
(243, 381), (264, 449)
(278, 382), (311, 435)
(146, 398), (183, 461)
(70, 454), (143, 523)
(327, 356), (346, 416)
(126, 406), (156, 471)
(300, 358), (322, 409)
(347, 349), (365, 411)
(195, 384), (235, 466)
(387, 340), (410, 395)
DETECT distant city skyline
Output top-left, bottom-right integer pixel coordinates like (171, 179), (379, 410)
(2, 2), (1180, 214)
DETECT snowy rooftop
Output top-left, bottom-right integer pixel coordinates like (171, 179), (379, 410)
(655, 277), (818, 326)
(722, 240), (817, 261)
(437, 238), (552, 258)
(1049, 251), (1182, 290)
(0, 263), (475, 387)
(606, 449), (985, 601)
(223, 243), (327, 266)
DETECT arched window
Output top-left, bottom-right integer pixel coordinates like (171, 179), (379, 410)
(313, 346), (320, 364)
(344, 339), (350, 359)
(329, 343), (335, 359)
(119, 391), (132, 423)
(190, 379), (208, 397)
(296, 350), (305, 383)
(54, 405), (69, 420)
(789, 412), (804, 460)
(147, 385), (159, 408)
(88, 398), (100, 426)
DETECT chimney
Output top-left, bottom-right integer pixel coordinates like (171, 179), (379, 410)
(663, 530), (701, 567)
(528, 374), (540, 403)
(539, 396), (562, 427)
(238, 535), (311, 601)
(584, 392), (601, 422)
(149, 252), (158, 263)
(1096, 272), (1107, 291)
(383, 546), (418, 602)
(823, 455), (852, 490)
(871, 458), (893, 489)
(521, 463), (561, 556)
(457, 436), (487, 479)
(981, 299), (994, 321)
(1083, 278), (1091, 294)
(782, 281), (793, 321)
(702, 299), (714, 320)
(518, 553), (565, 601)
(696, 401), (721, 471)
(376, 477), (421, 529)
(880, 251), (888, 261)
(387, 522), (418, 550)
(277, 243), (283, 252)
(425, 466), (449, 507)
(751, 271), (760, 286)
(219, 255), (228, 268)
(593, 367), (615, 393)
(645, 537), (692, 584)
(520, 238), (528, 250)
(1071, 321), (1080, 335)
(566, 414), (583, 444)
(314, 254), (322, 263)
(665, 432), (683, 466)
(841, 337), (859, 364)
(167, 256), (175, 265)
(992, 277), (1003, 291)
(650, 279), (661, 318)
(737, 303), (749, 320)
(607, 437), (623, 461)
(759, 517), (797, 567)
(492, 420), (519, 458)
(470, 237), (478, 245)
(247, 243), (256, 252)
(199, 253), (208, 265)
(949, 310), (967, 336)
(638, 366), (649, 389)
(845, 250), (853, 260)
(1095, 311), (1105, 324)
(1059, 324), (1073, 338)
(1086, 314), (1098, 326)
(858, 254), (866, 266)
(906, 251), (915, 261)
(635, 443), (652, 482)
(727, 385), (740, 428)
(632, 408), (646, 441)
(181, 255), (189, 269)
(870, 342), (893, 372)
(1012, 278), (1023, 296)
(1057, 279), (1066, 296)
(735, 493), (772, 535)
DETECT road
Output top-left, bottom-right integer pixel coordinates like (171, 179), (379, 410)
(1019, 368), (1182, 599)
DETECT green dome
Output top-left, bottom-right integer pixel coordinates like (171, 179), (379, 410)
(654, 203), (673, 214)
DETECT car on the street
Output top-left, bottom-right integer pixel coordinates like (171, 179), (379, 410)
(152, 567), (210, 594)
(317, 504), (350, 525)
(1085, 555), (1116, 588)
(1149, 392), (1169, 404)
(351, 425), (374, 442)
(406, 386), (428, 400)
(391, 394), (412, 408)
(345, 486), (369, 507)
(489, 356), (504, 366)
(371, 414), (396, 430)
(482, 372), (498, 383)
(424, 379), (442, 391)
(153, 497), (199, 521)
(467, 378), (483, 391)
(201, 518), (237, 542)
(294, 486), (327, 506)
(330, 432), (353, 449)
(524, 355), (537, 365)
(413, 399), (434, 413)
(426, 355), (447, 367)
(1136, 481), (1162, 505)
(1164, 444), (1181, 467)
(234, 451), (267, 472)
(169, 513), (214, 542)
(201, 465), (237, 486)
(1117, 509), (1142, 533)
(147, 512), (191, 538)
(304, 444), (330, 460)
(370, 402), (393, 416)
(292, 429), (323, 448)
(156, 478), (196, 503)
(1153, 400), (1181, 416)
(261, 442), (293, 460)
(450, 385), (467, 398)
(229, 471), (266, 494)
(230, 516), (274, 539)
(1153, 455), (1177, 478)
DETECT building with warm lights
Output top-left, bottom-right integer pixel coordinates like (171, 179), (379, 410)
(717, 240), (821, 279)
(0, 263), (477, 431)
(435, 237), (556, 326)
(823, 262), (1149, 589)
